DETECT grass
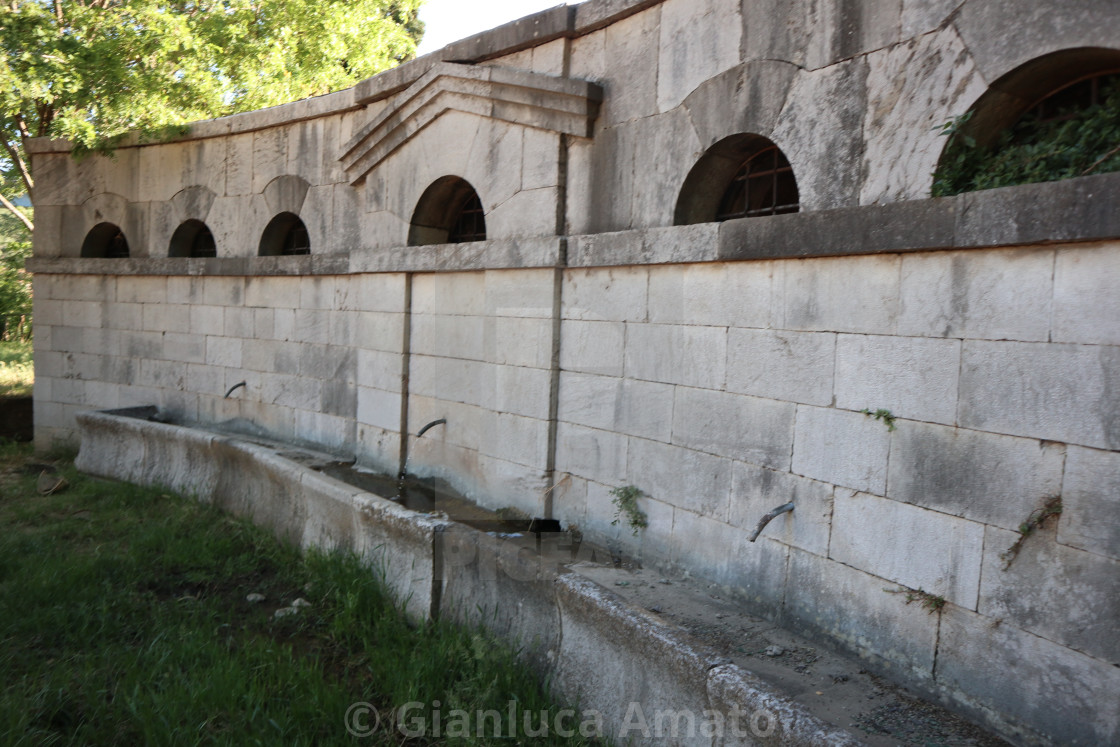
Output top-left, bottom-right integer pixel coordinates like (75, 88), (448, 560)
(0, 442), (596, 745)
(0, 340), (33, 398)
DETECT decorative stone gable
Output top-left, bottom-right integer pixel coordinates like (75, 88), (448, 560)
(339, 62), (603, 185)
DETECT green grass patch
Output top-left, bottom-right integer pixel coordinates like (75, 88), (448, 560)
(0, 340), (33, 398)
(0, 444), (596, 745)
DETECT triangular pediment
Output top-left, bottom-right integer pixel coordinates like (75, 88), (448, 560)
(339, 62), (603, 185)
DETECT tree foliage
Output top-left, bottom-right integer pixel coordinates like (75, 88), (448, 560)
(0, 205), (31, 340)
(0, 0), (425, 233)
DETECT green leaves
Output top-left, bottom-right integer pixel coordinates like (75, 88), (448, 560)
(0, 0), (423, 210)
(932, 75), (1120, 196)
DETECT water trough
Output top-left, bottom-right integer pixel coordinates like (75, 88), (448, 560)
(74, 406), (867, 746)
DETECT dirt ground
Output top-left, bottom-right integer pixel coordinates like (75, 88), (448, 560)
(573, 562), (1010, 747)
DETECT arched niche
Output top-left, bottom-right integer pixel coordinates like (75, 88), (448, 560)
(674, 134), (799, 226)
(258, 212), (310, 256)
(933, 47), (1120, 195)
(80, 222), (130, 258)
(168, 219), (217, 258)
(408, 176), (487, 245)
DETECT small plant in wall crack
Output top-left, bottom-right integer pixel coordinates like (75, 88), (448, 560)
(860, 407), (897, 431)
(885, 585), (946, 615)
(609, 485), (649, 536)
(1000, 496), (1062, 569)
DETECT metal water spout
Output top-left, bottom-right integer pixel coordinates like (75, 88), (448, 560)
(748, 502), (794, 542)
(416, 418), (447, 438)
(224, 381), (247, 398)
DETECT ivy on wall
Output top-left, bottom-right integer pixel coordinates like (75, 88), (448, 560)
(932, 76), (1120, 197)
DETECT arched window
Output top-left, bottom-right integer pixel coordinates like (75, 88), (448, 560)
(258, 212), (310, 256)
(168, 219), (217, 257)
(674, 135), (799, 225)
(81, 222), (130, 258)
(408, 176), (486, 245)
(933, 48), (1120, 196)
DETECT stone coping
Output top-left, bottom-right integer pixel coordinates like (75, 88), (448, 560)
(26, 0), (664, 154)
(28, 173), (1120, 277)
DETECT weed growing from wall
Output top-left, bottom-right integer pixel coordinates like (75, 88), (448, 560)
(860, 408), (897, 431)
(609, 485), (649, 536)
(1000, 496), (1063, 569)
(932, 75), (1120, 196)
(885, 586), (946, 615)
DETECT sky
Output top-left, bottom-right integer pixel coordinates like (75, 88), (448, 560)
(416, 0), (570, 55)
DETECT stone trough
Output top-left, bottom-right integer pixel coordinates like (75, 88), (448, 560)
(74, 406), (864, 746)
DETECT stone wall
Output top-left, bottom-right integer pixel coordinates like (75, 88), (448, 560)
(26, 0), (1120, 743)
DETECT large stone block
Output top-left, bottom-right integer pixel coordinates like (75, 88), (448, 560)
(729, 462), (832, 556)
(626, 436), (733, 521)
(162, 332), (207, 365)
(624, 323), (727, 388)
(1052, 243), (1120, 345)
(937, 605), (1120, 746)
(671, 387), (795, 470)
(410, 313), (486, 361)
(834, 334), (960, 425)
(771, 58), (867, 211)
(188, 305), (224, 336)
(412, 271), (486, 317)
(953, 0), (1120, 85)
(410, 355), (491, 408)
(860, 28), (987, 204)
(979, 523), (1120, 664)
(116, 277), (168, 304)
(356, 348), (401, 392)
(555, 421), (630, 484)
(222, 133), (254, 196)
(830, 489), (984, 608)
(656, 0), (741, 112)
(783, 548), (938, 685)
(560, 319), (625, 376)
(355, 311), (405, 353)
(493, 364), (552, 419)
(558, 371), (673, 442)
(647, 261), (772, 328)
(791, 406), (890, 494)
(299, 343), (355, 382)
(562, 267), (648, 322)
(251, 126), (290, 195)
(483, 411), (550, 469)
(60, 300), (104, 329)
(671, 508), (790, 619)
(205, 336), (242, 368)
(682, 60), (798, 152)
(776, 254), (900, 335)
(887, 420), (1064, 531)
(1059, 446), (1120, 560)
(484, 268), (556, 319)
(629, 109), (701, 228)
(726, 328), (834, 406)
(141, 302), (192, 334)
(586, 9), (659, 126)
(958, 340), (1120, 450)
(898, 247), (1054, 341)
(495, 315), (555, 371)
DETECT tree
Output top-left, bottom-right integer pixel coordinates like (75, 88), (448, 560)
(0, 203), (31, 340)
(0, 0), (425, 235)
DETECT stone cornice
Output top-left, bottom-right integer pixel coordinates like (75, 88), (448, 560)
(340, 63), (603, 185)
